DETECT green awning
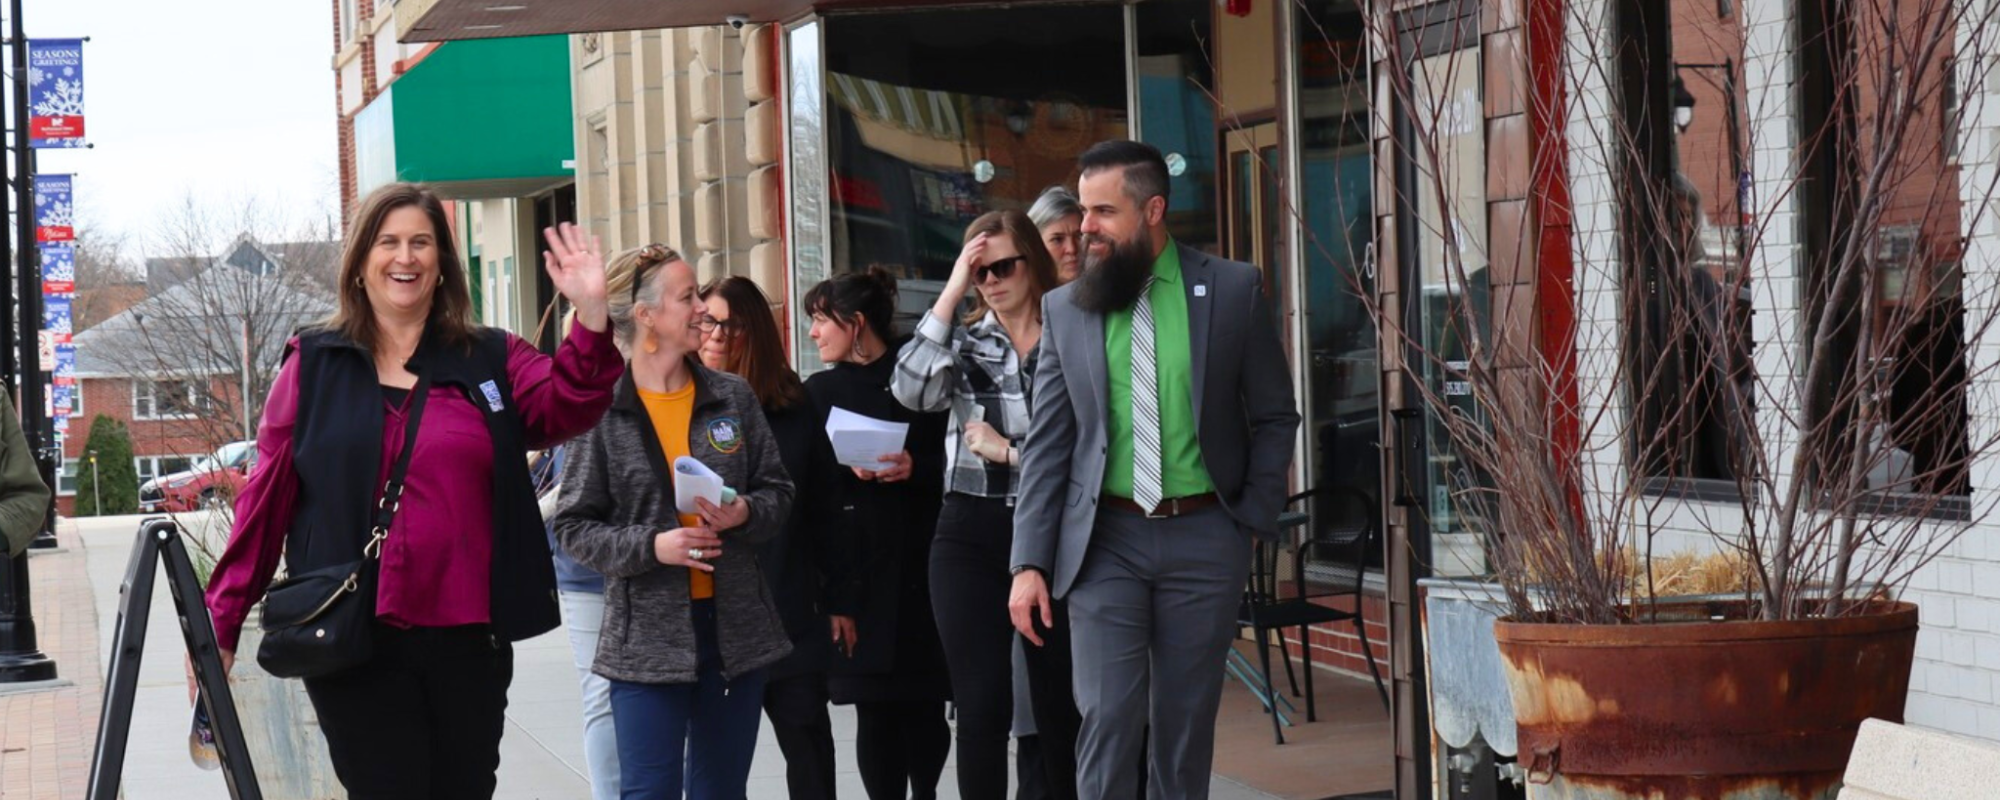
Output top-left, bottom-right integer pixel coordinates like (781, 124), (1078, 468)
(355, 36), (575, 199)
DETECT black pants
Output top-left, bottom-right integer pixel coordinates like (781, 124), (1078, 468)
(931, 493), (1016, 800)
(855, 699), (951, 800)
(303, 623), (513, 800)
(763, 672), (838, 800)
(1015, 734), (1049, 800)
(1021, 598), (1148, 800)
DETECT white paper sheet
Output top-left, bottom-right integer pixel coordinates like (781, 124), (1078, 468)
(826, 406), (911, 470)
(673, 456), (726, 515)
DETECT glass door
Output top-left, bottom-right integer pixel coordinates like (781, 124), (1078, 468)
(1292, 0), (1379, 555)
(1225, 123), (1284, 305)
(1398, 0), (1488, 578)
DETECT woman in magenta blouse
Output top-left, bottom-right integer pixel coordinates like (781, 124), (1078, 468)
(200, 182), (624, 799)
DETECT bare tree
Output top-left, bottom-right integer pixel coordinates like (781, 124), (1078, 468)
(1215, 0), (2000, 624)
(69, 224), (144, 332)
(75, 193), (337, 471)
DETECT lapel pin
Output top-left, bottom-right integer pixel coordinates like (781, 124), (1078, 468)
(1194, 283), (1208, 298)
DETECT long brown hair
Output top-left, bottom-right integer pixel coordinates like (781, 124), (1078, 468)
(323, 183), (479, 353)
(961, 210), (1059, 325)
(701, 276), (806, 411)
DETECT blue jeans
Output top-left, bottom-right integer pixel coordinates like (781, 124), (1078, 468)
(608, 599), (768, 800)
(561, 589), (620, 800)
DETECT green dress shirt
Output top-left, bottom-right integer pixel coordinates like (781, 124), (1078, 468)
(1104, 241), (1215, 500)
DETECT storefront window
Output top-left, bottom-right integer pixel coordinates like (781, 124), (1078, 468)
(1292, 0), (1379, 557)
(1136, 0), (1219, 252)
(788, 20), (828, 367)
(816, 6), (1129, 333)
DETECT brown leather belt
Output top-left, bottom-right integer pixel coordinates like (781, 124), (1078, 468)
(1101, 492), (1221, 519)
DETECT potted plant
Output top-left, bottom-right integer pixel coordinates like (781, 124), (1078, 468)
(1347, 0), (2000, 795)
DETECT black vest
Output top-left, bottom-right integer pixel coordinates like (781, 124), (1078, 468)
(287, 326), (560, 643)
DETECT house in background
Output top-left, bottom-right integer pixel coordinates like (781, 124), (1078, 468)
(61, 238), (334, 516)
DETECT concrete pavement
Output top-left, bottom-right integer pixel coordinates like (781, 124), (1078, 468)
(28, 512), (1281, 799)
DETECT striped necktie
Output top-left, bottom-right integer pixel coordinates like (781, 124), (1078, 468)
(1132, 277), (1163, 513)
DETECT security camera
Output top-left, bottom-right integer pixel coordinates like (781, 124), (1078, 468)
(725, 15), (750, 30)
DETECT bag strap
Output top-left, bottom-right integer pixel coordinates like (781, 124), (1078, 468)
(363, 371), (434, 561)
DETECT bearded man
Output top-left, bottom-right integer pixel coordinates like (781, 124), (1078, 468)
(1008, 139), (1299, 800)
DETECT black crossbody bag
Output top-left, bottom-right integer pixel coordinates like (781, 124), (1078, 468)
(256, 373), (432, 679)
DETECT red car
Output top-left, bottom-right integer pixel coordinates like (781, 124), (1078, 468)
(139, 440), (257, 513)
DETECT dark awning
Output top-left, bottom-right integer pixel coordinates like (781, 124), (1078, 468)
(394, 0), (1067, 42)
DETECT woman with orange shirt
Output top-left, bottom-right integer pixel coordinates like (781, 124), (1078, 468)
(552, 244), (795, 799)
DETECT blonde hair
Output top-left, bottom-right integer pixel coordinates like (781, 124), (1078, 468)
(604, 243), (686, 349)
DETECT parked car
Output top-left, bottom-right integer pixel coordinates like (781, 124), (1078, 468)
(139, 440), (256, 513)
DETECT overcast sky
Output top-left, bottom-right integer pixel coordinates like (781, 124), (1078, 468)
(29, 0), (337, 257)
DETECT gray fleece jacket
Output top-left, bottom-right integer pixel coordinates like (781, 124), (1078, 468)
(553, 364), (795, 683)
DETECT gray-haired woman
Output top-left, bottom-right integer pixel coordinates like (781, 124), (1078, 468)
(1028, 185), (1085, 283)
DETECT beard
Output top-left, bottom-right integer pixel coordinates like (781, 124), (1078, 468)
(1070, 230), (1155, 313)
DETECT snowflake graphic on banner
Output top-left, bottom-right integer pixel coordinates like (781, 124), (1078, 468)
(33, 78), (83, 117)
(39, 199), (72, 230)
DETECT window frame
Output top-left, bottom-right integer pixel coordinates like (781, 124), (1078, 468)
(1793, 0), (1972, 508)
(132, 379), (205, 422)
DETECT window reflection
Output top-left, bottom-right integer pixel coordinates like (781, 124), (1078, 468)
(820, 8), (1129, 333)
(1295, 0), (1381, 568)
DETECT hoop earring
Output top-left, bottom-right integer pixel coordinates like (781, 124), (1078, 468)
(437, 273), (445, 286)
(642, 329), (659, 355)
(353, 276), (363, 289)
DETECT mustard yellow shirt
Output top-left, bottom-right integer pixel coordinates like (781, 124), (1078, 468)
(639, 383), (712, 600)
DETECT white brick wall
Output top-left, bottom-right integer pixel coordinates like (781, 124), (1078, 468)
(1562, 0), (2000, 743)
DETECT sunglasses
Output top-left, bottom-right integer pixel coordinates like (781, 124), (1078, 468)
(975, 256), (1026, 284)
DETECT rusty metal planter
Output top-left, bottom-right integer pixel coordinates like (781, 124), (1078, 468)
(1493, 600), (1918, 800)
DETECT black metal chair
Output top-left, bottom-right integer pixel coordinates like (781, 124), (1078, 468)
(1238, 485), (1390, 744)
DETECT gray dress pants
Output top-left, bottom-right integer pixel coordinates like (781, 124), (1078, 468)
(1065, 504), (1251, 800)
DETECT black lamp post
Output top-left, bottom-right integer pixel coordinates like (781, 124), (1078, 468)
(0, 0), (59, 684)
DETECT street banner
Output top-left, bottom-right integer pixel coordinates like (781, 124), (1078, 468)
(28, 39), (86, 149)
(55, 345), (76, 386)
(42, 245), (75, 294)
(44, 295), (72, 343)
(34, 174), (73, 243)
(53, 385), (72, 416)
(54, 415), (69, 435)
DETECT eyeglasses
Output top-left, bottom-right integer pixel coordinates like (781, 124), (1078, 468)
(695, 315), (748, 337)
(630, 244), (681, 303)
(975, 256), (1026, 284)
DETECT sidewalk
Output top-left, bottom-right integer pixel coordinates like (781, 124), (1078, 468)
(2, 513), (1288, 799)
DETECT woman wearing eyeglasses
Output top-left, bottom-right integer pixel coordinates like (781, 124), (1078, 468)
(696, 277), (844, 800)
(553, 244), (796, 800)
(891, 211), (1060, 800)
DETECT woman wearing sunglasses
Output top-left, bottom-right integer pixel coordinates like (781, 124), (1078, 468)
(891, 210), (1060, 800)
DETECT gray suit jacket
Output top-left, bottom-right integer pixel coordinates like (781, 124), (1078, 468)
(1012, 244), (1301, 598)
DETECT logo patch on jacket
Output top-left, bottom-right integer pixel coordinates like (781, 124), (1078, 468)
(707, 418), (743, 454)
(478, 380), (505, 412)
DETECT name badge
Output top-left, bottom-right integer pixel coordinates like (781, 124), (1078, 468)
(478, 380), (505, 412)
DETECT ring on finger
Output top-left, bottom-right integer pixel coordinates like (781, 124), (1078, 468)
(688, 547), (702, 560)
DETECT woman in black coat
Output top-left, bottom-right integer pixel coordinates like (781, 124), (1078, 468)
(803, 267), (952, 800)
